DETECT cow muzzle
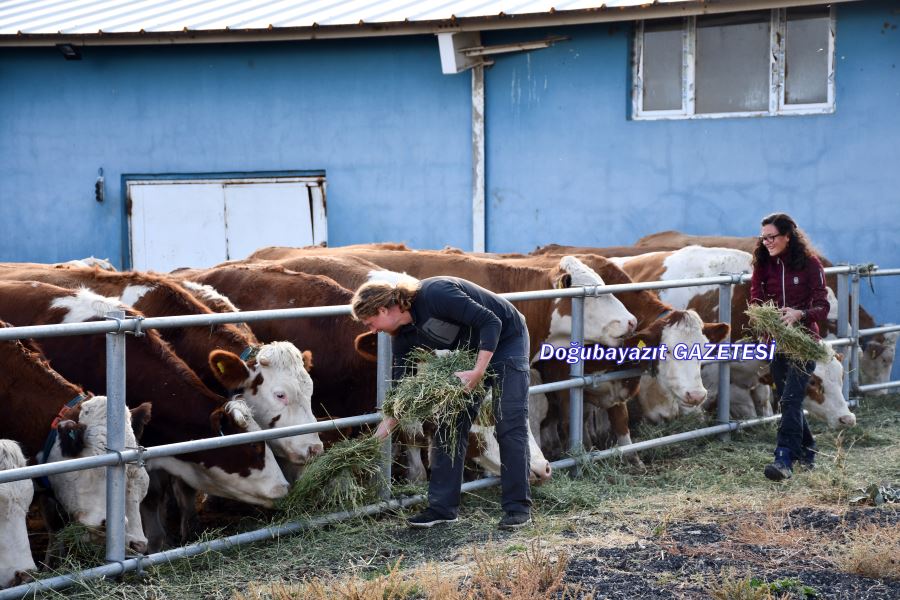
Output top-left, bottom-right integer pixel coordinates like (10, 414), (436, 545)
(529, 461), (553, 484)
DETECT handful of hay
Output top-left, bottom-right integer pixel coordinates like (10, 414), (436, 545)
(383, 348), (490, 459)
(277, 434), (383, 517)
(745, 301), (830, 364)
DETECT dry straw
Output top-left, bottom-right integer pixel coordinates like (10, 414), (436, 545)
(383, 348), (490, 459)
(277, 434), (383, 516)
(745, 301), (830, 364)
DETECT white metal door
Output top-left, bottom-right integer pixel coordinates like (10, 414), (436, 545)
(129, 182), (227, 272)
(128, 177), (326, 272)
(224, 182), (314, 261)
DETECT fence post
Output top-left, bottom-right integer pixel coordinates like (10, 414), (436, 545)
(376, 332), (393, 499)
(717, 278), (734, 441)
(104, 311), (128, 565)
(849, 266), (861, 397)
(837, 266), (851, 402)
(569, 295), (585, 474)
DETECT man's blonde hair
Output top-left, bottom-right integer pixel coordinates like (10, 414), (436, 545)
(351, 280), (418, 321)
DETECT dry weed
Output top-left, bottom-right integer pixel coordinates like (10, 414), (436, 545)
(833, 522), (900, 580)
(708, 569), (793, 600)
(232, 542), (590, 600)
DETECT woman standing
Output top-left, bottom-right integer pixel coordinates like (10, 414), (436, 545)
(750, 213), (830, 481)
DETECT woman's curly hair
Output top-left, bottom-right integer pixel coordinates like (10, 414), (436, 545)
(752, 212), (816, 271)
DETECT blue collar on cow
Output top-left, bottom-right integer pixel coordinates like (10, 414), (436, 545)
(37, 393), (88, 490)
(655, 308), (672, 322)
(240, 346), (260, 362)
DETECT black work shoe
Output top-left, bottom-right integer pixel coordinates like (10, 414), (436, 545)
(498, 511), (532, 530)
(764, 461), (793, 481)
(407, 508), (458, 529)
(764, 447), (793, 482)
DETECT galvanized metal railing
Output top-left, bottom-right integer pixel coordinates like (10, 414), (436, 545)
(0, 263), (896, 599)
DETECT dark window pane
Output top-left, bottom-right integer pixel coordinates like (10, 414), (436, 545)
(642, 22), (683, 111)
(696, 13), (770, 114)
(785, 8), (830, 105)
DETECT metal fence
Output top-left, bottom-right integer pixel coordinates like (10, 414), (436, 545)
(0, 263), (897, 599)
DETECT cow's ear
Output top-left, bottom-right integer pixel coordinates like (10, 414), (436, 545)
(130, 402), (152, 440)
(702, 322), (731, 344)
(57, 420), (87, 457)
(354, 332), (379, 362)
(301, 350), (313, 372)
(209, 350), (251, 389)
(551, 269), (572, 289)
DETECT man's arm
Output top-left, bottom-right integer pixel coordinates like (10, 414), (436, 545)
(455, 348), (494, 392)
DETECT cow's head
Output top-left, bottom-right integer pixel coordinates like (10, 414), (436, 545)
(548, 256), (637, 347)
(48, 396), (152, 554)
(176, 399), (289, 507)
(209, 342), (323, 466)
(0, 440), (36, 588)
(804, 354), (856, 429)
(632, 310), (729, 407)
(859, 329), (899, 395)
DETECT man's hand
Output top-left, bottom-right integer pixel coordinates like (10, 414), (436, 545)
(374, 416), (398, 440)
(454, 369), (485, 392)
(780, 307), (804, 326)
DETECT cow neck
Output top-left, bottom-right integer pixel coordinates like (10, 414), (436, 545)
(0, 337), (85, 459)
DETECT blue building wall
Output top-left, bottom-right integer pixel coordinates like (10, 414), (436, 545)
(0, 35), (472, 264)
(482, 0), (899, 326)
(0, 1), (897, 329)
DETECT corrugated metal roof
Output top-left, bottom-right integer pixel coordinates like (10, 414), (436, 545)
(0, 0), (690, 36)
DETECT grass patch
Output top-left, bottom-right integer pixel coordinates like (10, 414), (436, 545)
(833, 522), (900, 579)
(277, 434), (384, 518)
(231, 542), (587, 600)
(35, 393), (900, 599)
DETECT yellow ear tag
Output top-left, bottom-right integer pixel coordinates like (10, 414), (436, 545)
(216, 361), (226, 374)
(637, 339), (646, 349)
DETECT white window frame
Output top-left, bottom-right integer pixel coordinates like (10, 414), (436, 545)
(632, 6), (835, 120)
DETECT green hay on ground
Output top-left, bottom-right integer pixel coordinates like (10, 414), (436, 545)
(745, 302), (830, 364)
(277, 434), (384, 517)
(383, 348), (489, 459)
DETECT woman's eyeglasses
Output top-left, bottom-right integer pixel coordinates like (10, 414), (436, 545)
(759, 234), (784, 243)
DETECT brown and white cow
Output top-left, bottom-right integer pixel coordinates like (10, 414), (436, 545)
(0, 440), (35, 589)
(611, 246), (855, 429)
(0, 281), (289, 507)
(0, 326), (152, 554)
(0, 265), (324, 467)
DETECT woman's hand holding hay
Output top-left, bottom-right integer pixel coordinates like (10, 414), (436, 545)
(780, 306), (804, 326)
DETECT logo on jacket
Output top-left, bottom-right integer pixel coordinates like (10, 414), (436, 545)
(793, 276), (800, 285)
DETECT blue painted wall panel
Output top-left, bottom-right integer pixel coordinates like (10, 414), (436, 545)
(0, 36), (472, 265)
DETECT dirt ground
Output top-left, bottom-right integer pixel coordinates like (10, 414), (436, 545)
(558, 506), (900, 599)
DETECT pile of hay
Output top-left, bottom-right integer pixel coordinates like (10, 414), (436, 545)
(277, 434), (383, 517)
(745, 301), (831, 364)
(383, 348), (489, 459)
